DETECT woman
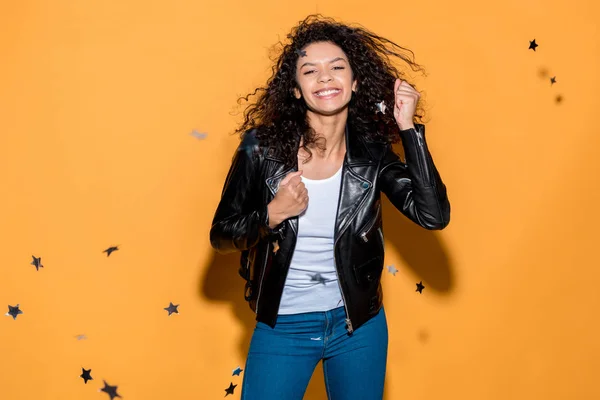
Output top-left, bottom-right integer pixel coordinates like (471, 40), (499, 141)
(210, 14), (450, 400)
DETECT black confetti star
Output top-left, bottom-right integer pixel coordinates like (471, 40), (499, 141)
(555, 94), (563, 104)
(30, 255), (43, 271)
(80, 367), (93, 384)
(225, 382), (237, 397)
(6, 304), (23, 320)
(100, 381), (121, 400)
(416, 281), (425, 294)
(296, 49), (307, 57)
(528, 39), (538, 51)
(310, 273), (327, 285)
(164, 302), (179, 316)
(550, 76), (557, 85)
(103, 246), (119, 257)
(232, 366), (243, 376)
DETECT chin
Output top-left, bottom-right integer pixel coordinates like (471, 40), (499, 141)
(308, 102), (350, 116)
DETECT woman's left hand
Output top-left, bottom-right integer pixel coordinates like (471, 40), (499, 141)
(393, 78), (420, 131)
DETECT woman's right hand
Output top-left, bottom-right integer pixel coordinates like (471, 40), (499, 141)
(268, 170), (308, 226)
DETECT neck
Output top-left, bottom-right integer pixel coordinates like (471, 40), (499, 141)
(304, 109), (347, 160)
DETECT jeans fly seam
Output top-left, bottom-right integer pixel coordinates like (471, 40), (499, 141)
(321, 313), (329, 358)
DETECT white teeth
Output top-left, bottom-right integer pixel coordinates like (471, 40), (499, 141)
(316, 89), (340, 96)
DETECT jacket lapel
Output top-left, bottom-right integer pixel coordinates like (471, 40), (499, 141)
(265, 147), (299, 235)
(266, 169), (298, 235)
(335, 122), (376, 238)
(264, 121), (376, 239)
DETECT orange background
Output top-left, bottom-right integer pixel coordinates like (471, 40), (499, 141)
(1, 1), (599, 399)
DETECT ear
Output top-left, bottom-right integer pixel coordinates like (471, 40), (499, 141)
(352, 79), (358, 92)
(293, 87), (302, 99)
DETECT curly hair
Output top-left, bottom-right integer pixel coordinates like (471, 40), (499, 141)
(233, 14), (428, 167)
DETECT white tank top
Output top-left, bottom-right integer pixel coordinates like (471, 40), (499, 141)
(277, 165), (345, 315)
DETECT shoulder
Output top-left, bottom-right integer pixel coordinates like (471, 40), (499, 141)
(359, 134), (392, 162)
(235, 128), (276, 168)
(349, 120), (393, 162)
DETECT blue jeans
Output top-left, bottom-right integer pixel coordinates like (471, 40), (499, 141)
(241, 305), (388, 399)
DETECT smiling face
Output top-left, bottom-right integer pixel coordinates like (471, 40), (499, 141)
(293, 41), (358, 116)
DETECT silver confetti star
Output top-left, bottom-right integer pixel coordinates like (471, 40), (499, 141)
(376, 100), (386, 114)
(386, 265), (398, 276)
(190, 130), (207, 140)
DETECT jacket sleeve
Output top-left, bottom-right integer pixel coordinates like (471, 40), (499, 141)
(209, 133), (281, 254)
(379, 124), (450, 230)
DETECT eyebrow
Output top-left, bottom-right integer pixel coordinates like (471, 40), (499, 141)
(299, 57), (347, 69)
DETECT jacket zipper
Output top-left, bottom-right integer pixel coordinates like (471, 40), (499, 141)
(333, 236), (353, 333)
(254, 241), (269, 314)
(359, 204), (381, 243)
(413, 127), (431, 185)
(333, 163), (353, 334)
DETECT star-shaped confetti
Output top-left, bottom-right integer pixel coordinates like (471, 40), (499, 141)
(30, 255), (43, 271)
(164, 302), (179, 316)
(296, 49), (307, 57)
(555, 94), (563, 103)
(6, 304), (23, 320)
(310, 273), (326, 285)
(376, 100), (386, 114)
(386, 265), (398, 276)
(416, 281), (425, 294)
(272, 240), (280, 254)
(80, 368), (93, 384)
(75, 334), (87, 340)
(225, 382), (237, 396)
(103, 246), (119, 257)
(550, 76), (557, 85)
(232, 366), (243, 376)
(528, 39), (538, 51)
(190, 129), (207, 140)
(100, 381), (121, 400)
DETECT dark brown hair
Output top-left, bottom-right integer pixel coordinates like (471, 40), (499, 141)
(233, 14), (427, 166)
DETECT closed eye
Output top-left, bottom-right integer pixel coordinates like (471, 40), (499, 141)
(303, 66), (345, 75)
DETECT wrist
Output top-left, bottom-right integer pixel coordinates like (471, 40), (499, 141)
(397, 122), (415, 132)
(267, 201), (287, 228)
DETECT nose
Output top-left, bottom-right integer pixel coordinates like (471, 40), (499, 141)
(318, 70), (333, 83)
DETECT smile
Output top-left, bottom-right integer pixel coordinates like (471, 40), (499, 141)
(314, 89), (341, 98)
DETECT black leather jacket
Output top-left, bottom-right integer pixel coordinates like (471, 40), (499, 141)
(209, 122), (450, 334)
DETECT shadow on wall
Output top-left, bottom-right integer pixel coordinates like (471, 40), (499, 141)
(199, 194), (454, 399)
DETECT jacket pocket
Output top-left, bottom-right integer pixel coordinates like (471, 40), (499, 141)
(353, 255), (383, 286)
